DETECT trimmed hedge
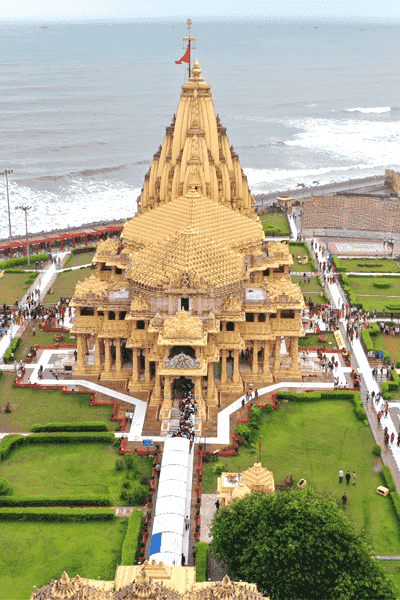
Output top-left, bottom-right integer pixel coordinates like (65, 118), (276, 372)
(332, 255), (347, 272)
(0, 477), (13, 496)
(3, 337), (21, 364)
(361, 322), (380, 353)
(31, 421), (109, 433)
(195, 542), (209, 582)
(26, 432), (115, 444)
(121, 509), (143, 565)
(372, 444), (381, 457)
(0, 432), (115, 463)
(374, 281), (391, 289)
(275, 390), (367, 423)
(0, 495), (112, 507)
(0, 507), (115, 521)
(70, 246), (97, 256)
(0, 435), (25, 461)
(381, 465), (397, 494)
(0, 254), (48, 269)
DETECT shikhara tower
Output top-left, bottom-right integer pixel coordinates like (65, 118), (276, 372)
(70, 61), (304, 434)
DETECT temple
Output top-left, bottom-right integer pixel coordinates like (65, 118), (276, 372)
(70, 60), (305, 433)
(31, 564), (270, 600)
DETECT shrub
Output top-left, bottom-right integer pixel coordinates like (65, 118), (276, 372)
(249, 406), (263, 429)
(124, 481), (149, 505)
(235, 423), (256, 444)
(3, 337), (21, 363)
(213, 464), (228, 476)
(195, 542), (209, 582)
(124, 453), (136, 469)
(0, 253), (48, 269)
(381, 465), (397, 493)
(116, 459), (124, 471)
(374, 281), (391, 289)
(264, 403), (272, 413)
(0, 435), (25, 461)
(372, 444), (381, 457)
(31, 421), (109, 432)
(0, 507), (115, 521)
(0, 477), (13, 496)
(0, 495), (112, 507)
(121, 509), (143, 565)
(140, 477), (149, 486)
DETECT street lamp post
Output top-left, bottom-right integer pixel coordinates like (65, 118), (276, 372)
(1, 168), (13, 252)
(16, 204), (32, 266)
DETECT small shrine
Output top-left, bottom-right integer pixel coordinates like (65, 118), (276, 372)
(217, 462), (275, 506)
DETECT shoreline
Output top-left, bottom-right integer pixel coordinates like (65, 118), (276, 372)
(253, 174), (386, 204)
(0, 175), (389, 245)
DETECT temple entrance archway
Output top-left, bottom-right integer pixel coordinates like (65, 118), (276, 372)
(172, 376), (194, 400)
(168, 346), (196, 359)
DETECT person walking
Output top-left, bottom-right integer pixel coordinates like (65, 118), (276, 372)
(352, 471), (357, 485)
(377, 411), (382, 424)
(391, 432), (395, 444)
(342, 493), (347, 507)
(215, 499), (220, 514)
(339, 468), (344, 483)
(184, 515), (190, 531)
(345, 470), (351, 485)
(385, 405), (389, 418)
(397, 434), (400, 447)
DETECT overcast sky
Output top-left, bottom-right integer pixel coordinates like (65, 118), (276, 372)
(1, 0), (399, 22)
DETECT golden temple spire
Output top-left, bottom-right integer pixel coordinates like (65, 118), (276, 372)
(135, 61), (257, 218)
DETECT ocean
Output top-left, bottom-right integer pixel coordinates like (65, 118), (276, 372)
(1, 20), (400, 239)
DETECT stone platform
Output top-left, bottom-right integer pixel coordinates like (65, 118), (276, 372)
(328, 240), (400, 257)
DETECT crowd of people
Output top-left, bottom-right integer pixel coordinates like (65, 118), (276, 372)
(172, 393), (197, 442)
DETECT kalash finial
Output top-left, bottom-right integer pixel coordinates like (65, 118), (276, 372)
(191, 59), (202, 78)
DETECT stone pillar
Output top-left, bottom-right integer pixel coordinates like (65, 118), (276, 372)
(104, 339), (111, 372)
(221, 350), (227, 384)
(233, 349), (240, 383)
(164, 375), (172, 408)
(263, 342), (270, 374)
(153, 371), (161, 402)
(274, 337), (281, 372)
(144, 348), (150, 383)
(131, 348), (138, 383)
(289, 337), (301, 375)
(115, 338), (121, 373)
(207, 362), (217, 404)
(195, 377), (202, 402)
(94, 334), (101, 370)
(252, 340), (259, 374)
(76, 334), (85, 369)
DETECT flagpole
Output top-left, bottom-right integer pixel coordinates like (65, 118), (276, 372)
(182, 18), (196, 81)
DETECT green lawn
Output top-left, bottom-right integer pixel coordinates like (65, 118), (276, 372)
(348, 275), (400, 296)
(203, 402), (400, 555)
(0, 372), (114, 433)
(339, 258), (400, 274)
(0, 273), (37, 305)
(347, 275), (400, 312)
(0, 518), (127, 599)
(45, 267), (92, 302)
(373, 333), (400, 364)
(381, 561), (400, 600)
(14, 325), (76, 362)
(65, 252), (96, 268)
(0, 442), (152, 505)
(291, 275), (328, 303)
(288, 243), (318, 272)
(298, 333), (337, 348)
(259, 212), (290, 235)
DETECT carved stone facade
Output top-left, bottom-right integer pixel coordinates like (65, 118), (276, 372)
(70, 61), (304, 432)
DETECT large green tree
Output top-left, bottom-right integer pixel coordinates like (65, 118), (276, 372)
(210, 486), (397, 600)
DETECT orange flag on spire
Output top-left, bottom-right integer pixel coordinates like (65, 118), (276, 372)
(175, 45), (190, 64)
